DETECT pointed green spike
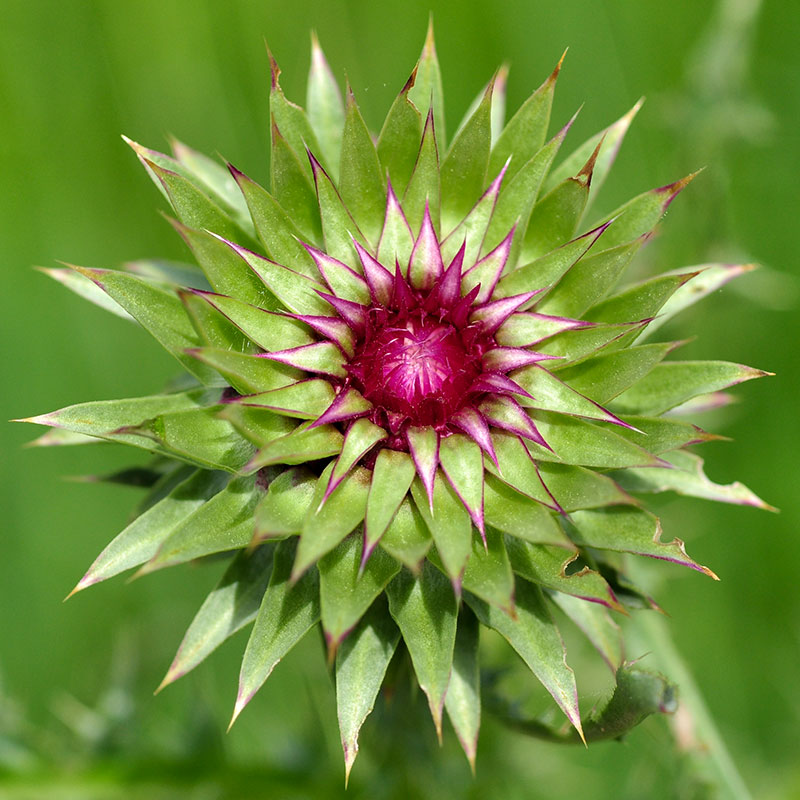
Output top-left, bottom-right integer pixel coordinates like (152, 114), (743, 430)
(377, 69), (423, 195)
(611, 415), (720, 455)
(386, 562), (457, 739)
(489, 53), (561, 181)
(364, 450), (416, 557)
(611, 361), (771, 416)
(403, 109), (441, 235)
(320, 534), (400, 653)
(567, 505), (718, 578)
(536, 462), (632, 512)
(253, 467), (317, 542)
(379, 497), (433, 571)
(230, 166), (321, 276)
(270, 123), (322, 242)
(138, 474), (262, 574)
(159, 544), (275, 690)
(593, 172), (701, 249)
(444, 608), (481, 771)
(485, 432), (557, 507)
(440, 76), (494, 232)
(307, 33), (345, 178)
(408, 19), (446, 151)
(377, 186), (415, 269)
(339, 87), (386, 244)
(67, 469), (227, 595)
(264, 341), (347, 379)
(336, 599), (399, 784)
(38, 266), (133, 320)
(544, 98), (643, 207)
(66, 266), (214, 383)
(293, 465), (370, 578)
(216, 404), (296, 449)
(439, 434), (485, 536)
(268, 49), (322, 168)
(410, 475), (472, 593)
(232, 538), (319, 727)
(535, 320), (645, 364)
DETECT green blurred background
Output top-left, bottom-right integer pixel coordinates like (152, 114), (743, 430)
(2, 0), (797, 797)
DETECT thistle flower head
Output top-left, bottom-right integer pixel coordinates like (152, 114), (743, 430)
(21, 23), (772, 776)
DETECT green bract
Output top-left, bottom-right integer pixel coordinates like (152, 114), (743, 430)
(22, 24), (771, 777)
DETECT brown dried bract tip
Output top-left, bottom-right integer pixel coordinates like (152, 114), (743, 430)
(577, 134), (606, 186)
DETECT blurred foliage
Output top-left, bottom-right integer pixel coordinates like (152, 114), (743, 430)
(2, 0), (798, 797)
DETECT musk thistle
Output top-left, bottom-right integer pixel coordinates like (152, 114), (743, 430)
(22, 25), (771, 775)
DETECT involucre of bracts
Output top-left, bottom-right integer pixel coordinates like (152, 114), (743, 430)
(20, 23), (772, 777)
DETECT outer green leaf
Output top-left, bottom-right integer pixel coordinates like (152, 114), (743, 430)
(483, 474), (574, 548)
(170, 138), (253, 232)
(217, 404), (297, 449)
(536, 237), (644, 318)
(386, 563), (457, 738)
(21, 389), (214, 448)
(444, 608), (481, 770)
(537, 462), (632, 511)
(38, 266), (133, 320)
(339, 89), (386, 243)
(325, 418), (387, 497)
(568, 506), (717, 577)
(68, 469), (227, 595)
(535, 320), (646, 364)
(221, 239), (332, 317)
(506, 538), (621, 610)
(611, 449), (773, 510)
(124, 258), (209, 289)
(555, 342), (675, 403)
(440, 80), (492, 231)
(364, 450), (416, 554)
(237, 380), (335, 420)
(612, 415), (716, 454)
(524, 411), (666, 468)
(336, 599), (399, 782)
(489, 59), (558, 181)
(378, 497), (433, 571)
(460, 527), (515, 615)
(188, 347), (302, 394)
(403, 110), (440, 234)
(610, 361), (769, 416)
(253, 467), (318, 542)
(139, 474), (261, 574)
(320, 534), (401, 652)
(230, 166), (320, 276)
(293, 464), (370, 578)
(247, 422), (343, 471)
(486, 432), (557, 507)
(410, 475), (472, 592)
(439, 434), (484, 534)
(522, 165), (590, 261)
(67, 267), (214, 383)
(407, 21), (446, 151)
(121, 407), (254, 472)
(159, 544), (275, 689)
(306, 33), (345, 178)
(233, 538), (320, 725)
(270, 124), (322, 241)
(551, 592), (624, 671)
(467, 578), (583, 738)
(377, 72), (423, 195)
(584, 271), (696, 324)
(171, 222), (275, 309)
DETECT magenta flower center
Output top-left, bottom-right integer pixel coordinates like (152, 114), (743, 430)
(349, 311), (482, 428)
